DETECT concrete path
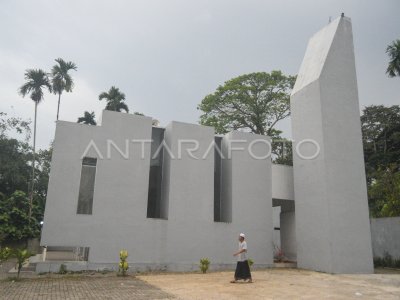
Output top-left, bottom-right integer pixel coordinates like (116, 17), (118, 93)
(140, 269), (400, 300)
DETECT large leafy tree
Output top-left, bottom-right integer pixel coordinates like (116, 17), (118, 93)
(0, 113), (31, 196)
(198, 71), (296, 137)
(77, 111), (97, 125)
(386, 39), (400, 77)
(19, 69), (52, 219)
(361, 105), (400, 180)
(99, 86), (129, 113)
(0, 113), (51, 241)
(198, 71), (295, 164)
(51, 58), (77, 120)
(361, 105), (400, 217)
(0, 137), (31, 196)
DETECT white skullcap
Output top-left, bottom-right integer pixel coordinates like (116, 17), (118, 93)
(239, 233), (245, 238)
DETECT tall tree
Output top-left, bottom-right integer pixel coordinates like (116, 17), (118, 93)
(361, 105), (400, 217)
(77, 111), (97, 125)
(386, 39), (400, 77)
(361, 105), (400, 180)
(51, 58), (77, 120)
(99, 86), (129, 113)
(19, 69), (52, 218)
(198, 71), (296, 137)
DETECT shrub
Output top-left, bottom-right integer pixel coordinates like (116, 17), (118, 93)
(248, 258), (254, 267)
(58, 264), (67, 274)
(13, 248), (31, 279)
(0, 247), (11, 263)
(199, 258), (210, 274)
(274, 245), (286, 262)
(118, 249), (129, 276)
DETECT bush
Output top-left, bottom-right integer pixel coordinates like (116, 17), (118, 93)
(118, 249), (129, 276)
(248, 258), (254, 267)
(58, 264), (67, 274)
(13, 248), (31, 279)
(274, 245), (286, 262)
(0, 247), (11, 263)
(199, 258), (210, 274)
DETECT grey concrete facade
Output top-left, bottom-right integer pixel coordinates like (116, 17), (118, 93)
(290, 16), (373, 273)
(41, 111), (275, 272)
(370, 217), (400, 259)
(280, 211), (296, 261)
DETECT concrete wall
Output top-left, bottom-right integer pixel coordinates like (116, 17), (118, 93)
(273, 207), (281, 249)
(280, 211), (296, 261)
(272, 165), (294, 201)
(290, 16), (373, 273)
(41, 111), (274, 271)
(223, 131), (274, 266)
(370, 217), (400, 259)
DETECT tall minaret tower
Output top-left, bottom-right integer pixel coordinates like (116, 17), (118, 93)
(290, 15), (373, 273)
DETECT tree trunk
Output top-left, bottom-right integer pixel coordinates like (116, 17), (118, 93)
(29, 102), (37, 220)
(56, 93), (61, 121)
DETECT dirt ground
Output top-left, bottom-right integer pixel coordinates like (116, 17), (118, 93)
(139, 268), (400, 300)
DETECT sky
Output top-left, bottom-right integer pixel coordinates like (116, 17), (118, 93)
(0, 0), (399, 149)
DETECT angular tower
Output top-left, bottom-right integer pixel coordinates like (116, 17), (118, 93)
(291, 15), (374, 273)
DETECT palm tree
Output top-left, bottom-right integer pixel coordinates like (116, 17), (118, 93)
(19, 69), (52, 218)
(77, 111), (97, 125)
(51, 58), (77, 120)
(99, 86), (129, 113)
(386, 39), (400, 77)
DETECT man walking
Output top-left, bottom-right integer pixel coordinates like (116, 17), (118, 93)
(231, 233), (252, 283)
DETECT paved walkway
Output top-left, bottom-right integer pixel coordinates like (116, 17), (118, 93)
(0, 276), (172, 300)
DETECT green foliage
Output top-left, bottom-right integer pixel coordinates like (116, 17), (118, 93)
(34, 147), (52, 220)
(199, 258), (210, 274)
(361, 105), (400, 217)
(77, 111), (97, 125)
(51, 58), (77, 95)
(118, 249), (129, 276)
(0, 112), (31, 141)
(51, 58), (77, 120)
(99, 86), (129, 113)
(374, 252), (400, 269)
(0, 247), (12, 262)
(0, 191), (41, 241)
(58, 264), (68, 274)
(198, 71), (296, 137)
(19, 69), (52, 104)
(368, 165), (400, 217)
(0, 136), (32, 196)
(0, 113), (51, 239)
(361, 105), (400, 173)
(386, 39), (400, 77)
(273, 139), (293, 166)
(13, 248), (31, 279)
(247, 258), (254, 267)
(198, 71), (295, 164)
